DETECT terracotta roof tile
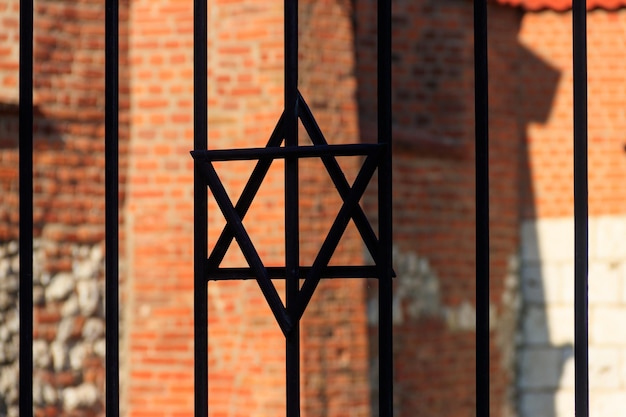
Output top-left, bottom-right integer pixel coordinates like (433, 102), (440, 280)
(495, 0), (626, 11)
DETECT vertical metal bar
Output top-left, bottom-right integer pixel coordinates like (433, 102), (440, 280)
(377, 0), (393, 416)
(105, 0), (120, 416)
(284, 1), (300, 416)
(573, 1), (589, 416)
(194, 0), (209, 416)
(473, 1), (490, 416)
(19, 1), (34, 416)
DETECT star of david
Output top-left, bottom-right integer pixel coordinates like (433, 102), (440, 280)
(191, 92), (387, 336)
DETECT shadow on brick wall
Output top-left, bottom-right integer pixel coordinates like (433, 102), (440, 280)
(517, 18), (572, 417)
(353, 1), (563, 416)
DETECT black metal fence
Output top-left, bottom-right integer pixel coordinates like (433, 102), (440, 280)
(16, 0), (590, 417)
(191, 0), (393, 415)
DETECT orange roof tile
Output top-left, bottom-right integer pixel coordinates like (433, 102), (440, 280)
(495, 0), (626, 11)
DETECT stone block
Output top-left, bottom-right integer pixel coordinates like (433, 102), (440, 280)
(50, 341), (67, 372)
(518, 390), (574, 417)
(94, 338), (105, 358)
(32, 379), (44, 406)
(82, 318), (105, 341)
(590, 392), (626, 417)
(619, 262), (626, 304)
(42, 384), (57, 406)
(518, 392), (554, 417)
(618, 349), (626, 387)
(61, 294), (79, 317)
(72, 259), (97, 280)
(63, 383), (99, 411)
(559, 262), (575, 304)
(0, 259), (11, 280)
(588, 262), (621, 305)
(521, 263), (544, 303)
(546, 305), (574, 345)
(69, 343), (87, 370)
(554, 390), (575, 417)
(77, 280), (99, 316)
(56, 317), (75, 343)
(522, 306), (550, 345)
(520, 305), (575, 346)
(589, 347), (620, 389)
(521, 262), (565, 304)
(559, 355), (575, 389)
(521, 221), (540, 263)
(45, 273), (75, 302)
(32, 340), (51, 369)
(591, 307), (626, 345)
(518, 347), (562, 389)
(522, 218), (574, 263)
(592, 216), (626, 261)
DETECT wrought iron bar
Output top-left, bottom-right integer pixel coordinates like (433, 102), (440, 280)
(194, 0), (209, 415)
(377, 0), (393, 416)
(573, 0), (589, 416)
(105, 1), (120, 416)
(474, 0), (490, 416)
(19, 1), (34, 416)
(284, 0), (300, 414)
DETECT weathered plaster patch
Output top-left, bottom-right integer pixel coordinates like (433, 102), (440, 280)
(367, 246), (442, 326)
(368, 248), (520, 336)
(391, 247), (441, 321)
(366, 246), (521, 417)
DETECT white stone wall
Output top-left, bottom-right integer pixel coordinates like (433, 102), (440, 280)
(519, 216), (626, 417)
(0, 240), (105, 416)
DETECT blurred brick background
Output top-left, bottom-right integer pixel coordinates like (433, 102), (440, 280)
(2, 1), (626, 417)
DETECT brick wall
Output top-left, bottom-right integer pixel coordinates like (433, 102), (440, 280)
(0, 1), (528, 416)
(356, 1), (530, 416)
(0, 0), (371, 415)
(126, 0), (371, 415)
(0, 1), (19, 103)
(299, 1), (371, 416)
(125, 2), (195, 415)
(519, 9), (626, 219)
